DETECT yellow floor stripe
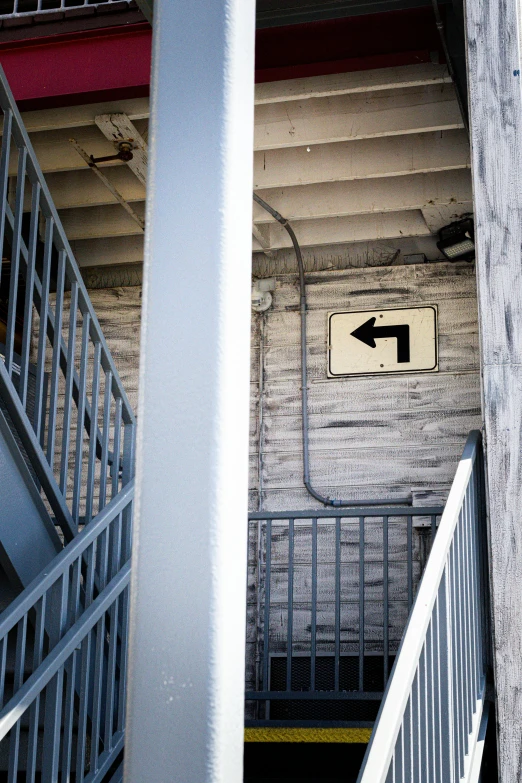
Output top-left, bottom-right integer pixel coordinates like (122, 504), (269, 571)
(244, 727), (372, 744)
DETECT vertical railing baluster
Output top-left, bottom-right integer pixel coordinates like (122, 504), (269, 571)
(454, 508), (466, 776)
(359, 515), (365, 691)
(462, 484), (473, 742)
(111, 397), (122, 500)
(383, 515), (389, 685)
(334, 516), (341, 692)
(26, 594), (46, 783)
(116, 583), (131, 734)
(286, 518), (294, 692)
(431, 602), (441, 783)
(7, 615), (27, 783)
(42, 572), (68, 782)
(469, 465), (481, 697)
(5, 146), (27, 376)
(417, 639), (429, 780)
(263, 519), (272, 719)
(104, 591), (120, 750)
(407, 515), (413, 609)
(76, 629), (92, 782)
(310, 517), (317, 692)
(0, 635), (6, 708)
(18, 181), (40, 407)
(33, 217), (53, 444)
(85, 341), (102, 523)
(72, 312), (90, 526)
(90, 613), (106, 775)
(449, 538), (461, 782)
(60, 278), (78, 495)
(99, 369), (113, 512)
(121, 417), (136, 565)
(442, 564), (456, 783)
(46, 249), (66, 469)
(61, 649), (77, 781)
(0, 109), (13, 293)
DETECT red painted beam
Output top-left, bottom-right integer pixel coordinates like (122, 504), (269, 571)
(0, 23), (152, 110)
(0, 7), (443, 109)
(255, 8), (442, 82)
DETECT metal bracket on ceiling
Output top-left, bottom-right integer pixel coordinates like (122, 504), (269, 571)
(95, 113), (148, 187)
(69, 139), (145, 232)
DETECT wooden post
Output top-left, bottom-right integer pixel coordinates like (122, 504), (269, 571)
(465, 1), (522, 779)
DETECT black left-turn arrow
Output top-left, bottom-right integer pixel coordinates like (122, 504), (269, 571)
(350, 317), (410, 363)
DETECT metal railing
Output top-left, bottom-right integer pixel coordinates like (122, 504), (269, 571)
(357, 431), (489, 782)
(246, 505), (443, 725)
(0, 65), (136, 780)
(0, 481), (133, 782)
(0, 63), (136, 542)
(0, 0), (132, 20)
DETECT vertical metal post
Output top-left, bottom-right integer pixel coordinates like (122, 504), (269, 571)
(124, 1), (256, 780)
(287, 519), (294, 692)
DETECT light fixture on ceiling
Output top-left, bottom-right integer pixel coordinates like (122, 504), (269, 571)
(437, 217), (475, 261)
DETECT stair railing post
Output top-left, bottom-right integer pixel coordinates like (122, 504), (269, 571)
(123, 1), (256, 782)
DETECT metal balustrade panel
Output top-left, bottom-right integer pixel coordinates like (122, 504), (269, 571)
(356, 431), (489, 783)
(0, 65), (136, 781)
(0, 64), (135, 546)
(0, 481), (134, 781)
(246, 505), (443, 726)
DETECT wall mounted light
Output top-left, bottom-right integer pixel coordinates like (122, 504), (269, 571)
(252, 278), (275, 312)
(437, 217), (475, 261)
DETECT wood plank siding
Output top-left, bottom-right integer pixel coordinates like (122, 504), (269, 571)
(251, 262), (480, 512)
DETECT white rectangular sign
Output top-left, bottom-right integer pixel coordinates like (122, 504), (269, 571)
(328, 305), (438, 377)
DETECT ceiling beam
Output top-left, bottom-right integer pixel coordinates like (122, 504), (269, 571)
(254, 129), (470, 189)
(255, 84), (462, 150)
(253, 210), (430, 250)
(255, 62), (451, 103)
(253, 169), (472, 223)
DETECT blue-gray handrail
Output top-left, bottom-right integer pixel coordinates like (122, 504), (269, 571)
(0, 63), (135, 542)
(0, 64), (136, 783)
(357, 431), (489, 782)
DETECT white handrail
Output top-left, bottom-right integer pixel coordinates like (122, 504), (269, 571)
(357, 430), (488, 783)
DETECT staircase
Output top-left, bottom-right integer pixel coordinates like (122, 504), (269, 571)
(0, 65), (135, 781)
(245, 431), (493, 783)
(0, 64), (494, 782)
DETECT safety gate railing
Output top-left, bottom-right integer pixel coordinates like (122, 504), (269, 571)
(0, 62), (136, 541)
(357, 431), (489, 783)
(246, 504), (444, 725)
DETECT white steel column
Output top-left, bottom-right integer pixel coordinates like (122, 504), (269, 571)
(124, 1), (256, 781)
(465, 0), (522, 780)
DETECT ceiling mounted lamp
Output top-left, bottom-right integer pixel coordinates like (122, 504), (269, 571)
(437, 217), (475, 261)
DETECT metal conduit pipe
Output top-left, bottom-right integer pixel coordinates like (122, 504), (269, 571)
(253, 192), (411, 507)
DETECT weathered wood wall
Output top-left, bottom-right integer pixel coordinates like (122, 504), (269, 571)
(250, 260), (481, 512)
(465, 0), (522, 777)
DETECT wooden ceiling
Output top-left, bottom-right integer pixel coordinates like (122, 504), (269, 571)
(14, 60), (471, 269)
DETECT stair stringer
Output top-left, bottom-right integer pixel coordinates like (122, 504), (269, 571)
(0, 405), (61, 589)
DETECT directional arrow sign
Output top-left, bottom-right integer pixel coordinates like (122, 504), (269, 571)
(328, 306), (437, 377)
(350, 317), (410, 363)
